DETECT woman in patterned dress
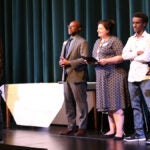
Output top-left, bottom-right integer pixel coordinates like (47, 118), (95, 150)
(92, 20), (129, 140)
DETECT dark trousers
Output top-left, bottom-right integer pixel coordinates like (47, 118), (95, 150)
(128, 80), (150, 137)
(63, 82), (88, 129)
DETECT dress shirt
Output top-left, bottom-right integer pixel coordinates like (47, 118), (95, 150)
(122, 31), (150, 82)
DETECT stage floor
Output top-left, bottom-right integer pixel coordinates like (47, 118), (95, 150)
(1, 125), (150, 150)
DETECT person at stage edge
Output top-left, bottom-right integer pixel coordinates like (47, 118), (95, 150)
(0, 38), (4, 143)
(122, 12), (150, 143)
(92, 19), (130, 140)
(59, 20), (89, 136)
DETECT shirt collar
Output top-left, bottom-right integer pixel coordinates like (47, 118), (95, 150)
(70, 34), (79, 40)
(133, 30), (147, 38)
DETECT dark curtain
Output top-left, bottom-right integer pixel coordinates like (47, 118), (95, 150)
(0, 0), (150, 83)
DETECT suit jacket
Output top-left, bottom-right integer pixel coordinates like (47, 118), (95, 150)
(60, 35), (89, 82)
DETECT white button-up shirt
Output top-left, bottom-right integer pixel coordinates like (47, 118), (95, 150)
(122, 31), (150, 82)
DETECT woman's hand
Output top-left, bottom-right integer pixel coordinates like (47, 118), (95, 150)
(98, 59), (108, 66)
(98, 56), (123, 65)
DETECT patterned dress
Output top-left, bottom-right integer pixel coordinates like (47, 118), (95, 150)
(92, 36), (130, 112)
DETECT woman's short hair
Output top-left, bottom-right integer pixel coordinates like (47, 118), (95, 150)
(98, 19), (115, 35)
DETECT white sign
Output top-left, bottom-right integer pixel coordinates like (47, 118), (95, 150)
(1, 83), (64, 127)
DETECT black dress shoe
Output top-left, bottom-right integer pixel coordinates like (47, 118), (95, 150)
(59, 128), (75, 135)
(100, 133), (115, 138)
(74, 129), (87, 136)
(114, 136), (124, 140)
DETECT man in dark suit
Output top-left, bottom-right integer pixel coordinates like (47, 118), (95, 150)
(59, 20), (89, 136)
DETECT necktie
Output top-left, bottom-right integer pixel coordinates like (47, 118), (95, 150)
(64, 38), (72, 57)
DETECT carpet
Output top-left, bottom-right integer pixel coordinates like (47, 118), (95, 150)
(0, 144), (47, 150)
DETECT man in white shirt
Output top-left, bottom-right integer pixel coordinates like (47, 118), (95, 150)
(122, 12), (150, 143)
